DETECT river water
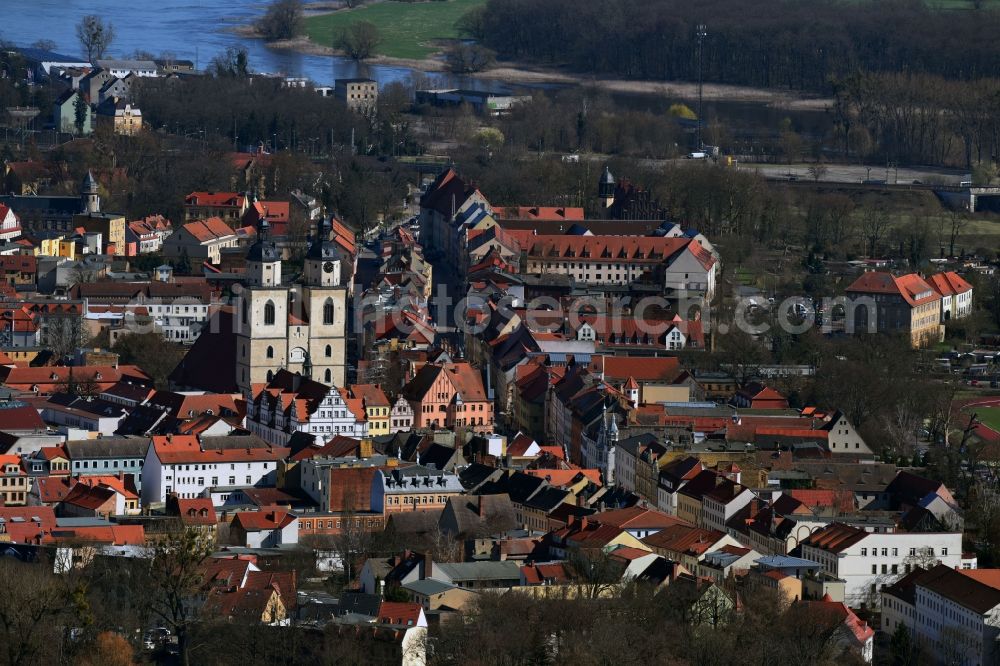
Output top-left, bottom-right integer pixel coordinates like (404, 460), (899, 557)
(0, 0), (506, 90)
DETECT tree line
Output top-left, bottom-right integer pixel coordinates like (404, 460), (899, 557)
(470, 0), (1000, 93)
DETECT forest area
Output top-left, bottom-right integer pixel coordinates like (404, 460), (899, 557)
(471, 0), (1000, 90)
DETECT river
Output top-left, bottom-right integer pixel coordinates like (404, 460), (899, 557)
(0, 0), (510, 91)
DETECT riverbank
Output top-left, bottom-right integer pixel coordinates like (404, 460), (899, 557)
(251, 31), (832, 109)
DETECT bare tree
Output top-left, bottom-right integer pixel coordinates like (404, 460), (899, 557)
(337, 21), (382, 61)
(945, 210), (968, 257)
(145, 529), (215, 666)
(257, 0), (305, 42)
(807, 163), (829, 182)
(860, 205), (890, 257)
(76, 15), (115, 61)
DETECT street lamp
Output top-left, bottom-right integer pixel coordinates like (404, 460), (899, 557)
(696, 23), (708, 150)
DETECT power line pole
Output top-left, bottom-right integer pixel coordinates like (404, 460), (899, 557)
(696, 23), (707, 150)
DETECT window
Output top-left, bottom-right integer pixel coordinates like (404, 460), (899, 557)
(861, 548), (867, 556)
(323, 299), (334, 325)
(229, 476), (235, 485)
(264, 300), (275, 325)
(325, 344), (332, 357)
(266, 346), (274, 359)
(892, 548), (898, 556)
(942, 548), (948, 556)
(246, 476), (251, 484)
(872, 565), (877, 574)
(325, 369), (332, 383)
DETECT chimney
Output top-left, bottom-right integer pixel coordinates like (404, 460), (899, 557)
(422, 552), (433, 580)
(477, 495), (484, 517)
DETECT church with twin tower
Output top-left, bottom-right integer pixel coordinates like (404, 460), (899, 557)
(235, 216), (348, 396)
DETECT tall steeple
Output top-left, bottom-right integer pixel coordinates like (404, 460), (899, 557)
(246, 216), (281, 287)
(81, 170), (100, 214)
(304, 215), (341, 287)
(598, 165), (615, 209)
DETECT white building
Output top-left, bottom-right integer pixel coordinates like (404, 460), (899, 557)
(245, 370), (367, 446)
(390, 395), (414, 433)
(884, 564), (1000, 666)
(141, 435), (288, 504)
(94, 59), (158, 78)
(701, 481), (756, 533)
(800, 522), (972, 608)
(928, 271), (974, 322)
(522, 235), (717, 303)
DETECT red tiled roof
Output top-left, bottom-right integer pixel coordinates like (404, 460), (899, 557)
(589, 355), (682, 383)
(927, 271), (973, 297)
(493, 206), (584, 221)
(522, 468), (601, 487)
(185, 192), (246, 208)
(232, 509), (296, 531)
(520, 562), (571, 584)
(378, 601), (423, 626)
(801, 522), (868, 553)
(0, 404), (45, 431)
(182, 217), (235, 242)
(847, 272), (940, 307)
(641, 524), (726, 556)
(150, 435), (287, 464)
(177, 498), (217, 526)
(595, 506), (690, 530)
(0, 365), (151, 393)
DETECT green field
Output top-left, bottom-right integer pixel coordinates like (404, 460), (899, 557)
(976, 407), (1000, 432)
(305, 0), (486, 60)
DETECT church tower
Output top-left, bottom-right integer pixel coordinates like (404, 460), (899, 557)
(236, 217), (289, 396)
(81, 170), (100, 214)
(598, 165), (615, 209)
(301, 216), (348, 387)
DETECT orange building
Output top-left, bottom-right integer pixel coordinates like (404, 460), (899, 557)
(401, 361), (493, 431)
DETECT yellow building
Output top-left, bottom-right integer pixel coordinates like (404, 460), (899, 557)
(95, 97), (143, 136)
(35, 235), (77, 259)
(846, 272), (944, 349)
(74, 212), (126, 256)
(0, 455), (29, 505)
(348, 384), (391, 436)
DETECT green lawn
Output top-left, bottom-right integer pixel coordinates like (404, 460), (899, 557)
(977, 407), (1000, 432)
(305, 0), (486, 60)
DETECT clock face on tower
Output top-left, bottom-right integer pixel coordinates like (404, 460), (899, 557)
(323, 261), (334, 273)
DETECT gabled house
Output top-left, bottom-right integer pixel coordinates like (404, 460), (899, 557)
(641, 523), (743, 571)
(245, 369), (367, 446)
(401, 361), (493, 432)
(230, 509), (299, 548)
(845, 271), (943, 348)
(926, 271), (973, 321)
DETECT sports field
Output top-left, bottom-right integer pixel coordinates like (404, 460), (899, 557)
(304, 0), (486, 60)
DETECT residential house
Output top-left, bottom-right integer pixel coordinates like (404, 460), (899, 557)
(927, 271), (974, 321)
(125, 215), (172, 255)
(230, 509), (299, 548)
(347, 384), (391, 437)
(53, 89), (91, 135)
(0, 454), (28, 505)
(641, 523), (743, 571)
(61, 437), (149, 489)
(402, 579), (478, 612)
(390, 395), (414, 433)
(401, 361), (493, 432)
(797, 597), (874, 664)
(94, 97), (142, 135)
(697, 545), (761, 583)
(162, 217), (243, 265)
(184, 192), (249, 224)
